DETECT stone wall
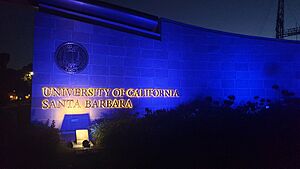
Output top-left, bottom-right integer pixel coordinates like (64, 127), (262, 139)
(32, 11), (300, 128)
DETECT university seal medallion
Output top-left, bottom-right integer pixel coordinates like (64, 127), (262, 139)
(55, 42), (88, 74)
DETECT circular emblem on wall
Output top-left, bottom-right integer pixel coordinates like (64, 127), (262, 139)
(55, 42), (89, 74)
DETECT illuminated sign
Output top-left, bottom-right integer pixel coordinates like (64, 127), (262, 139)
(41, 87), (179, 109)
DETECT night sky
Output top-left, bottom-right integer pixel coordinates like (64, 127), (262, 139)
(1, 0), (300, 69)
(0, 1), (34, 69)
(101, 0), (300, 38)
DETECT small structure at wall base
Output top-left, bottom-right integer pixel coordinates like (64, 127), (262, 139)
(60, 113), (91, 148)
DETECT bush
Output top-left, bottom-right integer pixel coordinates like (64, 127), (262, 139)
(90, 87), (300, 169)
(0, 118), (62, 169)
(67, 141), (73, 148)
(82, 140), (90, 148)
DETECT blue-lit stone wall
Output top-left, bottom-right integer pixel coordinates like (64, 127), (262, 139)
(163, 21), (300, 102)
(32, 11), (300, 128)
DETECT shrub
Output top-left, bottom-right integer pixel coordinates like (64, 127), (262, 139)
(1, 118), (62, 169)
(90, 87), (300, 169)
(82, 140), (90, 148)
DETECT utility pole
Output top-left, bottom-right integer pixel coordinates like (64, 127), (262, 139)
(276, 0), (284, 39)
(276, 0), (300, 39)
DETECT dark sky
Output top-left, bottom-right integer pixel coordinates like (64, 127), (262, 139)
(101, 0), (300, 38)
(1, 0), (300, 69)
(0, 1), (34, 69)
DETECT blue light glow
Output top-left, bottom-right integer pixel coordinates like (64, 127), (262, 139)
(32, 1), (300, 137)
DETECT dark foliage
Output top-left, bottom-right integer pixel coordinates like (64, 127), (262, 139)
(0, 106), (62, 169)
(82, 140), (90, 148)
(90, 87), (300, 169)
(0, 53), (32, 106)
